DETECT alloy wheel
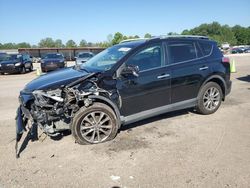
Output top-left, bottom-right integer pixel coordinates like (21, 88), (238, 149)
(203, 87), (220, 111)
(79, 111), (112, 143)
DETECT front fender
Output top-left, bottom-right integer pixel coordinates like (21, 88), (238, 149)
(88, 95), (121, 128)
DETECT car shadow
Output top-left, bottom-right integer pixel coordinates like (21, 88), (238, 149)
(120, 108), (195, 132)
(237, 75), (250, 82)
(16, 108), (195, 157)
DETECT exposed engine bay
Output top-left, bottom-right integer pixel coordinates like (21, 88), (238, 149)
(16, 73), (121, 157)
(31, 78), (112, 135)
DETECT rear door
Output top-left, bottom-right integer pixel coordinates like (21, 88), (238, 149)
(166, 40), (210, 103)
(117, 42), (171, 116)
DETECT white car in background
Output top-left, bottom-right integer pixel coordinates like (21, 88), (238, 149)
(75, 52), (95, 65)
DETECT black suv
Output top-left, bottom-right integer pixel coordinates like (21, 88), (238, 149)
(17, 36), (231, 145)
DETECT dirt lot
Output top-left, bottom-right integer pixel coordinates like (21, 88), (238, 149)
(0, 55), (250, 188)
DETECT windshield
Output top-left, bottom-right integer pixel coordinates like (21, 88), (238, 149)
(78, 53), (92, 58)
(44, 54), (63, 59)
(0, 54), (7, 61)
(81, 45), (132, 71)
(0, 54), (21, 61)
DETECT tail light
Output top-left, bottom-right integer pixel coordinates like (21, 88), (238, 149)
(222, 57), (230, 63)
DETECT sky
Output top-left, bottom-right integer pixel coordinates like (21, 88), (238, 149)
(0, 0), (250, 45)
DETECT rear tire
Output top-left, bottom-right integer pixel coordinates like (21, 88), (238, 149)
(71, 102), (119, 145)
(196, 82), (223, 115)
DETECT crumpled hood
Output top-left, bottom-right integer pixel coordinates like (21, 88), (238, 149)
(25, 67), (89, 91)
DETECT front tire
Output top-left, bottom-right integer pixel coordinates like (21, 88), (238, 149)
(196, 82), (223, 115)
(20, 67), (26, 74)
(72, 102), (119, 145)
(29, 64), (33, 72)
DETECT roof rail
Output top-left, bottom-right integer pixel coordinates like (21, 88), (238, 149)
(153, 35), (209, 40)
(119, 38), (147, 44)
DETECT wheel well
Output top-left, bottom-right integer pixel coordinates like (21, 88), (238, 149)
(93, 98), (115, 111)
(89, 97), (121, 128)
(204, 78), (225, 100)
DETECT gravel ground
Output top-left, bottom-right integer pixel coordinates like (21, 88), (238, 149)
(0, 56), (249, 188)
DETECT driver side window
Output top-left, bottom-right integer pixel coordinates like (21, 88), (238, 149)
(126, 44), (163, 72)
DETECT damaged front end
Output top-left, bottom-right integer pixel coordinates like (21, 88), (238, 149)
(16, 73), (120, 154)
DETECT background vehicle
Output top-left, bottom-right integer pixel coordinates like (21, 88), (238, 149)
(0, 52), (7, 63)
(231, 47), (244, 54)
(0, 53), (33, 74)
(17, 36), (231, 145)
(75, 52), (95, 65)
(244, 48), (250, 53)
(40, 53), (65, 72)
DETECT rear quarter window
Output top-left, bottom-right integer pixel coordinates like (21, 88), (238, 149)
(199, 41), (213, 56)
(168, 41), (199, 64)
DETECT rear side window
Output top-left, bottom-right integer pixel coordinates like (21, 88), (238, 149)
(168, 41), (198, 64)
(199, 41), (213, 56)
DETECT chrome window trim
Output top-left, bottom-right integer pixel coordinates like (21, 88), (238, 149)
(167, 43), (214, 66)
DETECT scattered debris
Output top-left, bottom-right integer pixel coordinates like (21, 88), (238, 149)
(110, 175), (120, 181)
(33, 170), (39, 174)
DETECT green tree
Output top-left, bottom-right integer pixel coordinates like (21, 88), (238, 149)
(181, 22), (237, 45)
(38, 38), (55, 48)
(232, 25), (250, 45)
(16, 42), (31, 48)
(122, 35), (128, 40)
(66, 40), (77, 48)
(168, 32), (179, 35)
(181, 30), (190, 35)
(54, 39), (64, 48)
(87, 42), (93, 47)
(112, 32), (123, 45)
(1, 43), (16, 49)
(144, 33), (152, 38)
(79, 39), (87, 47)
(96, 41), (111, 48)
(107, 34), (113, 44)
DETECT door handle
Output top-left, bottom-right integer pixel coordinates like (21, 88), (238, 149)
(157, 74), (170, 79)
(199, 66), (208, 71)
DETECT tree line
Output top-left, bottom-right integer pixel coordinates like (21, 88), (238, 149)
(182, 22), (250, 46)
(0, 22), (249, 49)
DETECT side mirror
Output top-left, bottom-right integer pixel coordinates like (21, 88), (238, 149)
(121, 65), (139, 78)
